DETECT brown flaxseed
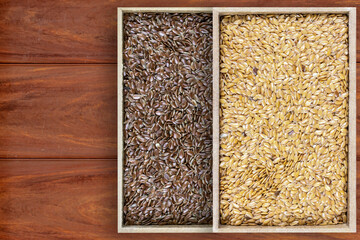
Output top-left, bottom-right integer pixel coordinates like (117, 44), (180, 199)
(123, 12), (213, 225)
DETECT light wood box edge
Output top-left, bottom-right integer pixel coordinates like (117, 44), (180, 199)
(212, 7), (356, 233)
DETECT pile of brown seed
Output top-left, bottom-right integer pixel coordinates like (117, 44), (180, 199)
(123, 13), (213, 225)
(219, 14), (349, 226)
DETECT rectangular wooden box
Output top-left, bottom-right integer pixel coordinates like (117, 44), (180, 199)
(212, 7), (357, 233)
(118, 7), (356, 233)
(117, 7), (213, 233)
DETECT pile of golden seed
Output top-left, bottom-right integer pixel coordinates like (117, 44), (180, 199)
(219, 14), (349, 226)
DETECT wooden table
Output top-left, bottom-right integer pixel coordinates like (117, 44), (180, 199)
(0, 1), (358, 239)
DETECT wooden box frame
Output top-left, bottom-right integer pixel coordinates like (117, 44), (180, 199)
(212, 7), (357, 233)
(117, 7), (213, 233)
(118, 6), (356, 234)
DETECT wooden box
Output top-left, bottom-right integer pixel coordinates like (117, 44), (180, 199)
(117, 7), (213, 233)
(118, 7), (356, 233)
(212, 7), (357, 233)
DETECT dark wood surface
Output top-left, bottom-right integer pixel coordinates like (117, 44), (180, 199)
(0, 65), (117, 159)
(0, 64), (359, 160)
(0, 0), (358, 239)
(0, 0), (360, 63)
(0, 160), (359, 240)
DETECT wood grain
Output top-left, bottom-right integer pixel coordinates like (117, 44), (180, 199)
(0, 64), (358, 160)
(0, 160), (117, 240)
(0, 0), (360, 63)
(0, 160), (359, 240)
(0, 65), (117, 159)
